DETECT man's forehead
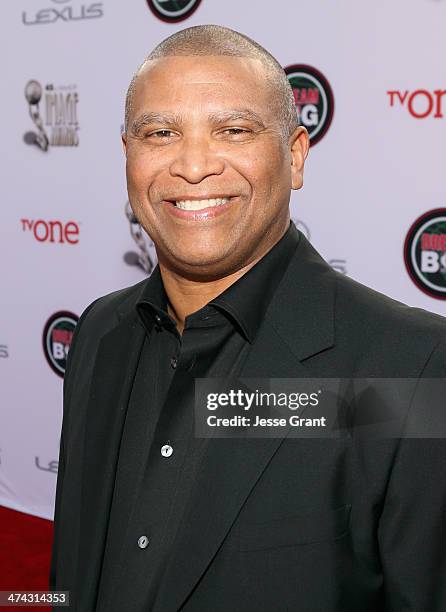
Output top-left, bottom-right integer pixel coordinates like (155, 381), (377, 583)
(181, 80), (225, 84)
(139, 54), (265, 82)
(130, 56), (276, 125)
(134, 56), (272, 108)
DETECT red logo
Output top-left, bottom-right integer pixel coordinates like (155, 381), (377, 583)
(21, 218), (79, 244)
(387, 89), (446, 119)
(43, 311), (78, 377)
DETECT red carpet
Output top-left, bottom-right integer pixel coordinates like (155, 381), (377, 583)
(0, 505), (53, 611)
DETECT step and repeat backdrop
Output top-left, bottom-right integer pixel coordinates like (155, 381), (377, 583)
(1, 0), (446, 520)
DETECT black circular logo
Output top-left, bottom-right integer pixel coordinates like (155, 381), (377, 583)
(404, 208), (446, 300)
(43, 311), (78, 377)
(285, 64), (334, 146)
(147, 0), (201, 22)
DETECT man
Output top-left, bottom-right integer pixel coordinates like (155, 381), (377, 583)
(50, 25), (446, 611)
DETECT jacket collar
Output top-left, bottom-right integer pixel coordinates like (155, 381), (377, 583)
(265, 229), (336, 361)
(116, 228), (336, 361)
(134, 220), (302, 344)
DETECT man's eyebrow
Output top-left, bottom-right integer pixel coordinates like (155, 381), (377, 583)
(130, 112), (183, 135)
(207, 109), (266, 128)
(130, 109), (266, 135)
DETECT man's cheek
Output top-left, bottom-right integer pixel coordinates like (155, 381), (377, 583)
(128, 162), (152, 190)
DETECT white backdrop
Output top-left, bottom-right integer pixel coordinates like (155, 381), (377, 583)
(1, 0), (445, 520)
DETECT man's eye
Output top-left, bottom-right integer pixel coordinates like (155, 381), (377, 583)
(147, 130), (176, 138)
(222, 128), (249, 136)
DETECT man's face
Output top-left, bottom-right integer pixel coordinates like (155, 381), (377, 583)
(123, 55), (308, 278)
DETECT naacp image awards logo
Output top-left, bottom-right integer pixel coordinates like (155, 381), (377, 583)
(43, 311), (79, 377)
(404, 208), (446, 300)
(24, 80), (79, 151)
(147, 0), (202, 22)
(285, 64), (334, 146)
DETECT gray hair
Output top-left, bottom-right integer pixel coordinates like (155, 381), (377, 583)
(124, 24), (299, 140)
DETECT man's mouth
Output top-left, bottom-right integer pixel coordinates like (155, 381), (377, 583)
(165, 197), (231, 211)
(175, 197), (229, 210)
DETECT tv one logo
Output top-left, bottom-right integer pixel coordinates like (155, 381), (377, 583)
(404, 209), (446, 300)
(43, 311), (78, 377)
(21, 218), (79, 244)
(387, 89), (446, 119)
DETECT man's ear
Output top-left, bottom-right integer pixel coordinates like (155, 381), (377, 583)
(289, 126), (310, 190)
(121, 131), (127, 157)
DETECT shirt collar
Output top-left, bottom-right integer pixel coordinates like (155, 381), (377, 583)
(136, 220), (300, 343)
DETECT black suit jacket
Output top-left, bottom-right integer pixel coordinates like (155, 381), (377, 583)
(50, 231), (446, 611)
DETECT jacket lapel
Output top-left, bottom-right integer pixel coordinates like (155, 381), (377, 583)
(74, 307), (146, 611)
(152, 233), (337, 612)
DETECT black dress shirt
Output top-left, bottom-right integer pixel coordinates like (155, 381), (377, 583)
(95, 220), (300, 611)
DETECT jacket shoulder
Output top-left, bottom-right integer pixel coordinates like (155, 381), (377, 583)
(335, 272), (446, 335)
(333, 272), (446, 376)
(64, 277), (148, 395)
(79, 277), (148, 328)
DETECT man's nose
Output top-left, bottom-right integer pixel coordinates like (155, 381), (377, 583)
(169, 137), (225, 183)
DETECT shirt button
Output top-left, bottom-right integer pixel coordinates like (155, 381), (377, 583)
(161, 444), (173, 458)
(170, 357), (178, 369)
(138, 535), (149, 549)
(154, 314), (161, 324)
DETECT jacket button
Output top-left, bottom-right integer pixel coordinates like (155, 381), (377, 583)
(138, 535), (149, 549)
(161, 444), (173, 458)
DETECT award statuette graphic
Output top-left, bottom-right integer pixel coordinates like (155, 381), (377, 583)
(24, 80), (49, 151)
(124, 201), (156, 274)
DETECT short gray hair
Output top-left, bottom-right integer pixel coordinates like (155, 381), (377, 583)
(124, 24), (299, 140)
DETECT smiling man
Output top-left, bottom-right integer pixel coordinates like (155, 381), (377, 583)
(122, 32), (306, 329)
(50, 25), (446, 612)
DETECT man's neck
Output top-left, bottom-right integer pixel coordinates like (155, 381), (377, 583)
(158, 220), (290, 335)
(161, 260), (257, 336)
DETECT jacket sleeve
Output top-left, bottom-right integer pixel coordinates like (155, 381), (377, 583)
(378, 341), (446, 611)
(48, 298), (100, 591)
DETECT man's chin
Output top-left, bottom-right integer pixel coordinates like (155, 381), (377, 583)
(160, 248), (240, 278)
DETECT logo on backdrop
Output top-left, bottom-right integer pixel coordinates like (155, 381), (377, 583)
(387, 89), (446, 119)
(24, 80), (79, 151)
(404, 208), (446, 299)
(124, 201), (157, 274)
(285, 64), (334, 146)
(43, 311), (78, 377)
(146, 0), (202, 22)
(35, 456), (58, 474)
(294, 219), (310, 240)
(21, 218), (80, 244)
(22, 0), (104, 25)
(0, 345), (8, 359)
(291, 217), (347, 274)
(329, 259), (347, 275)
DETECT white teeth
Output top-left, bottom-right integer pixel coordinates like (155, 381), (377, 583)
(175, 198), (229, 210)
